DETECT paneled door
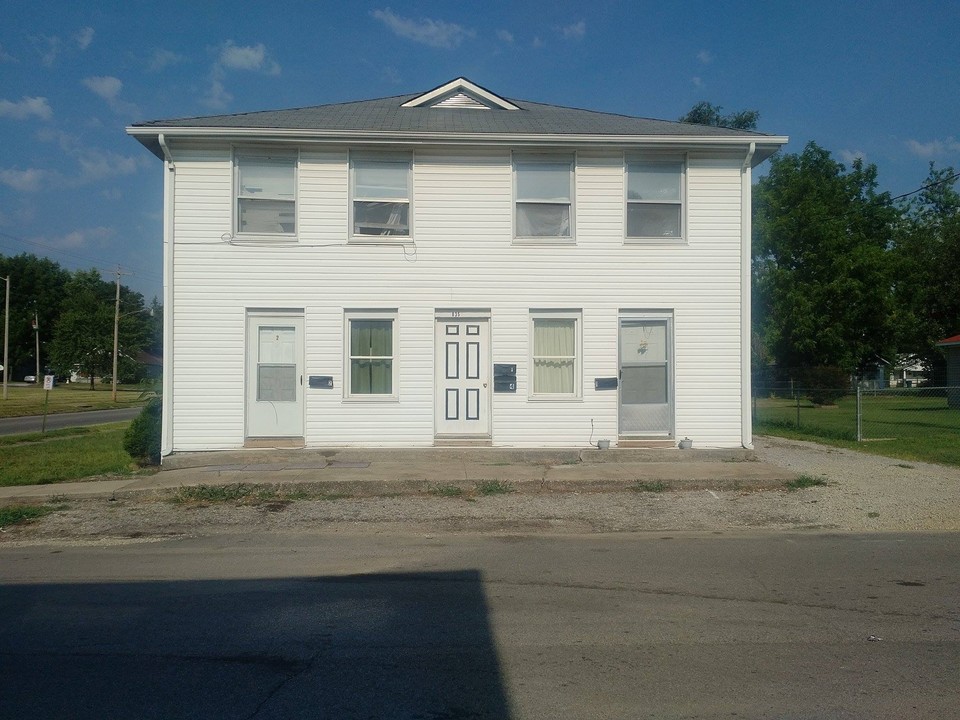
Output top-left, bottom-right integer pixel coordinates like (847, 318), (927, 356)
(619, 317), (673, 436)
(435, 317), (490, 437)
(245, 312), (304, 438)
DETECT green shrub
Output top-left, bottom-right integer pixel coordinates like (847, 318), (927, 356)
(123, 397), (161, 465)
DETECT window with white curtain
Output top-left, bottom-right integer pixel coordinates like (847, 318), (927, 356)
(345, 312), (398, 398)
(530, 312), (580, 397)
(236, 151), (297, 235)
(626, 158), (685, 240)
(514, 154), (574, 240)
(351, 154), (411, 238)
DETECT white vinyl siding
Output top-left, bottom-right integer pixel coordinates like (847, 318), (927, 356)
(168, 146), (748, 449)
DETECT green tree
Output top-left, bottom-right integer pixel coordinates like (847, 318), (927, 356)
(0, 253), (71, 379)
(48, 269), (148, 388)
(753, 142), (899, 381)
(890, 164), (960, 381)
(679, 101), (760, 130)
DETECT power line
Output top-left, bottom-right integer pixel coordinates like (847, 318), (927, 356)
(0, 230), (163, 286)
(889, 171), (960, 203)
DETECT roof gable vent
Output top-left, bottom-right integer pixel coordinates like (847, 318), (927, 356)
(401, 77), (519, 111)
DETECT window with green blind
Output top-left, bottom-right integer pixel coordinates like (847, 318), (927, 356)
(347, 316), (396, 396)
(530, 313), (580, 397)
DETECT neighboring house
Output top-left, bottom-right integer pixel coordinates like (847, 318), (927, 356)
(127, 77), (787, 457)
(937, 334), (960, 409)
(888, 356), (928, 388)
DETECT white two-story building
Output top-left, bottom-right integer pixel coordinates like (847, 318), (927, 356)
(128, 78), (786, 457)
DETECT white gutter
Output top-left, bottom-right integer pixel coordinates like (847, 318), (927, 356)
(741, 141), (756, 449)
(158, 133), (175, 459)
(128, 126), (787, 160)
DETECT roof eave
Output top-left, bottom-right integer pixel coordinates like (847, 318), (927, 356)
(127, 125), (788, 165)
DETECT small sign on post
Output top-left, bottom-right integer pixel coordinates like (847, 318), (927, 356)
(41, 375), (54, 432)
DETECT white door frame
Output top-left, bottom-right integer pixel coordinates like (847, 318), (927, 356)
(618, 311), (674, 437)
(245, 309), (305, 439)
(434, 311), (491, 438)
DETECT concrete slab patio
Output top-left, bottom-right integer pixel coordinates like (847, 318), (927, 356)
(0, 447), (798, 503)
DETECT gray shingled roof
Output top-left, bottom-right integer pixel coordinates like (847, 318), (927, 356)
(131, 92), (773, 139)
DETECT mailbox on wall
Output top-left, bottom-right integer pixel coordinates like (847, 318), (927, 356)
(594, 377), (618, 390)
(493, 363), (517, 393)
(308, 375), (334, 389)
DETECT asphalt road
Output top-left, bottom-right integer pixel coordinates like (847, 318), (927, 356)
(0, 407), (141, 436)
(1, 530), (957, 719)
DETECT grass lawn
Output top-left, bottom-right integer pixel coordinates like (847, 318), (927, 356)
(755, 392), (960, 467)
(0, 423), (146, 486)
(0, 383), (147, 418)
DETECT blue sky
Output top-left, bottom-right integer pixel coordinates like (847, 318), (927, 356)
(1, 0), (958, 299)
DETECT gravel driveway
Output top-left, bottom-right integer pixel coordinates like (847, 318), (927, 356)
(3, 436), (959, 544)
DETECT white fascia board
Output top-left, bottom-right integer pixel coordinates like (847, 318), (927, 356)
(128, 126), (787, 163)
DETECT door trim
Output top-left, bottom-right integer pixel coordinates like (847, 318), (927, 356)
(618, 310), (675, 438)
(434, 310), (492, 440)
(245, 308), (305, 440)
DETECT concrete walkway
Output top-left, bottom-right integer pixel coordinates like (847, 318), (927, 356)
(0, 447), (798, 502)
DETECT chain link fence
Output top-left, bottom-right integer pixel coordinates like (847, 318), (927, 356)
(753, 385), (960, 443)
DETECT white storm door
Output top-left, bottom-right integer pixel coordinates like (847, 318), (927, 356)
(246, 313), (304, 437)
(619, 317), (673, 436)
(435, 319), (490, 436)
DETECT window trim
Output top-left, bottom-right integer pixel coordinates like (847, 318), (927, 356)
(512, 152), (576, 244)
(233, 147), (299, 238)
(344, 309), (399, 401)
(349, 150), (413, 243)
(528, 310), (582, 400)
(624, 153), (687, 244)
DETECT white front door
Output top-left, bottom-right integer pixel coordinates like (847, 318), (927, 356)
(435, 317), (490, 437)
(619, 316), (673, 437)
(246, 312), (304, 438)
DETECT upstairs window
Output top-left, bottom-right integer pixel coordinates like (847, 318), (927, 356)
(626, 159), (685, 240)
(236, 152), (297, 235)
(514, 155), (574, 240)
(351, 155), (411, 238)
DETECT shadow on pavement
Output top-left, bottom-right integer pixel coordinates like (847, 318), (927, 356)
(0, 570), (512, 719)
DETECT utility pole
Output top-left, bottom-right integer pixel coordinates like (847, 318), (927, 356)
(112, 265), (122, 402)
(2, 275), (9, 401)
(32, 309), (39, 382)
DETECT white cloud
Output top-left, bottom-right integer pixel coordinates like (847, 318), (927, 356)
(497, 29), (514, 43)
(74, 149), (147, 182)
(203, 77), (233, 110)
(371, 8), (474, 49)
(83, 75), (123, 100)
(148, 48), (185, 72)
(839, 149), (866, 166)
(82, 76), (139, 116)
(532, 36), (545, 49)
(47, 226), (114, 249)
(560, 21), (586, 39)
(218, 41), (280, 74)
(697, 49), (713, 64)
(691, 76), (704, 89)
(31, 34), (61, 66)
(0, 96), (53, 120)
(906, 137), (960, 158)
(0, 168), (47, 192)
(75, 27), (95, 50)
(0, 44), (17, 63)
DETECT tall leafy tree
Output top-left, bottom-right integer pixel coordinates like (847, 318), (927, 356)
(0, 253), (71, 379)
(890, 164), (960, 381)
(48, 269), (148, 388)
(679, 101), (760, 130)
(753, 142), (899, 379)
